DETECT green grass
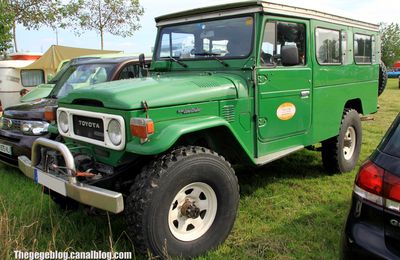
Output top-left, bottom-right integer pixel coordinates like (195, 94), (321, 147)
(1, 79), (399, 259)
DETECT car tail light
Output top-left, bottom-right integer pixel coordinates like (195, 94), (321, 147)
(355, 161), (384, 196)
(354, 160), (400, 212)
(130, 118), (154, 140)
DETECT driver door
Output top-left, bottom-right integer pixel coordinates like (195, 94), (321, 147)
(256, 18), (312, 150)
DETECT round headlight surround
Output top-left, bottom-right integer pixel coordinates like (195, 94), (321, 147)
(58, 111), (69, 133)
(107, 119), (122, 146)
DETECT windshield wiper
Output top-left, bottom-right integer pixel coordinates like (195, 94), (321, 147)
(194, 52), (229, 67)
(165, 56), (188, 68)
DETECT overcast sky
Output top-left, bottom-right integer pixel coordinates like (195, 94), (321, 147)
(16, 0), (400, 54)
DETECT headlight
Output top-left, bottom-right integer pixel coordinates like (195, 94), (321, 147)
(0, 117), (12, 129)
(58, 111), (69, 133)
(20, 121), (49, 135)
(107, 119), (122, 145)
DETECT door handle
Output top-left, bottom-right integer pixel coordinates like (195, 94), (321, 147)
(300, 90), (310, 98)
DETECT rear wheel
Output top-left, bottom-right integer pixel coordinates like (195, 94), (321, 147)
(322, 109), (362, 173)
(378, 61), (388, 96)
(125, 146), (239, 258)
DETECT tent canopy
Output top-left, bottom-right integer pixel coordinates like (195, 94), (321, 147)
(23, 45), (121, 72)
(394, 61), (400, 68)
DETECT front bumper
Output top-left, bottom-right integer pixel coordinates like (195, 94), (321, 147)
(18, 137), (124, 214)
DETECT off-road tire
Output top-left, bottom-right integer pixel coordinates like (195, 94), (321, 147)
(125, 146), (239, 258)
(321, 109), (362, 173)
(378, 61), (388, 96)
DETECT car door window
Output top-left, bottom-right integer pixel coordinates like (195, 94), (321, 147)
(118, 64), (139, 80)
(261, 21), (306, 66)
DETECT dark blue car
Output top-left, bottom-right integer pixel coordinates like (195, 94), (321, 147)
(341, 113), (400, 259)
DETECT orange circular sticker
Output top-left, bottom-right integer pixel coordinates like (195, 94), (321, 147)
(276, 102), (296, 121)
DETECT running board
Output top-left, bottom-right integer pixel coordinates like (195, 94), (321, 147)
(255, 146), (304, 166)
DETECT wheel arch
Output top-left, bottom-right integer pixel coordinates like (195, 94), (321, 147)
(125, 116), (254, 165)
(344, 98), (363, 115)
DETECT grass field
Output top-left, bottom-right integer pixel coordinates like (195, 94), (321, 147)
(0, 79), (399, 259)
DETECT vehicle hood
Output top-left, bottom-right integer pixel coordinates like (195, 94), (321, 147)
(59, 74), (238, 110)
(20, 83), (55, 102)
(3, 98), (57, 120)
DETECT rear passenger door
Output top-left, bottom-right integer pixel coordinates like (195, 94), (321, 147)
(256, 18), (312, 145)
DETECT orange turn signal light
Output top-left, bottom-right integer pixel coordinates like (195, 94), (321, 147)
(44, 106), (56, 121)
(130, 118), (154, 139)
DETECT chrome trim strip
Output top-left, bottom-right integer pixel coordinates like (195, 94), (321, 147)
(354, 185), (383, 206)
(386, 199), (400, 213)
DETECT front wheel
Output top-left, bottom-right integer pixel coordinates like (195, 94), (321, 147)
(125, 146), (239, 258)
(321, 109), (362, 173)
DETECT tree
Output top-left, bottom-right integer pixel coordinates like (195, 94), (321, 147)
(71, 0), (144, 50)
(0, 1), (13, 56)
(380, 23), (400, 68)
(6, 0), (78, 52)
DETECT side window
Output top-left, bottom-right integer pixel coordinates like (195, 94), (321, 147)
(119, 64), (139, 80)
(316, 28), (341, 64)
(354, 33), (372, 64)
(21, 70), (45, 87)
(260, 21), (306, 66)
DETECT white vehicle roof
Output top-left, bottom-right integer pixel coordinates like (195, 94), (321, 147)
(0, 60), (35, 69)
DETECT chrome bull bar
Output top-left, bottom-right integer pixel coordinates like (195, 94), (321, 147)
(18, 137), (124, 213)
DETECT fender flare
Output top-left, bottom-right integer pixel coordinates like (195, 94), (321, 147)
(125, 116), (253, 161)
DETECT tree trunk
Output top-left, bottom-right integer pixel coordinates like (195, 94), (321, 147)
(100, 29), (103, 50)
(13, 20), (17, 52)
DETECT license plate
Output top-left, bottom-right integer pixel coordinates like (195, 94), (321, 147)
(0, 143), (12, 155)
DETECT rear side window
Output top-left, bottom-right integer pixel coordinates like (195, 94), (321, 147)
(21, 70), (45, 87)
(382, 115), (400, 158)
(354, 33), (372, 64)
(315, 28), (341, 64)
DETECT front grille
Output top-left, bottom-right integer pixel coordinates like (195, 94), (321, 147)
(11, 119), (21, 130)
(72, 115), (104, 141)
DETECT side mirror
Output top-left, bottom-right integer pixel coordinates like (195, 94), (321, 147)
(281, 45), (299, 66)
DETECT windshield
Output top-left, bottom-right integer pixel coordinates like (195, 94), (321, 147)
(49, 63), (116, 99)
(156, 16), (254, 61)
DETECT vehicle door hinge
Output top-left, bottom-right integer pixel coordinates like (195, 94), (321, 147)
(258, 117), (267, 127)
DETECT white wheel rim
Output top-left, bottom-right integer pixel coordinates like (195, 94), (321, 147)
(168, 182), (217, 242)
(343, 126), (356, 160)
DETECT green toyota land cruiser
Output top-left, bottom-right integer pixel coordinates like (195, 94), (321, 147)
(18, 1), (385, 257)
